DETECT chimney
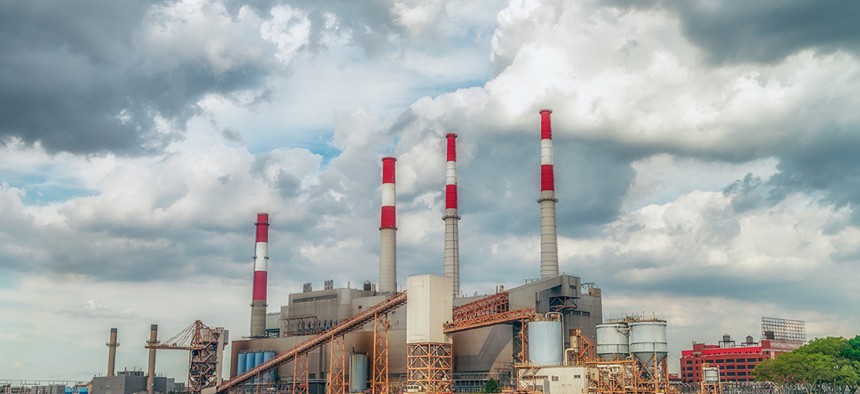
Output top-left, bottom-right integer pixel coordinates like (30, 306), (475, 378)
(539, 109), (559, 278)
(106, 328), (119, 377)
(379, 157), (397, 293)
(146, 324), (158, 394)
(443, 133), (461, 297)
(250, 213), (270, 338)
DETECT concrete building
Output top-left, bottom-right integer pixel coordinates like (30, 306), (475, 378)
(91, 371), (177, 394)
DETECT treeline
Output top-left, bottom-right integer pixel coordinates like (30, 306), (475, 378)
(754, 335), (860, 393)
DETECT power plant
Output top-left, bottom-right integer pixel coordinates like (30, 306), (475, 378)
(82, 110), (679, 394)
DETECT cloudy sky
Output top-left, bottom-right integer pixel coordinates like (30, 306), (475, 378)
(2, 0), (859, 382)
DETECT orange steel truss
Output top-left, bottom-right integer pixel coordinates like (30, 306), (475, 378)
(406, 343), (453, 393)
(371, 313), (390, 394)
(291, 353), (309, 394)
(327, 336), (347, 394)
(444, 308), (537, 334)
(452, 291), (509, 322)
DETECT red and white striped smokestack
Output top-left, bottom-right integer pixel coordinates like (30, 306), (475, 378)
(379, 157), (398, 293)
(443, 133), (461, 297)
(539, 109), (559, 278)
(250, 213), (269, 337)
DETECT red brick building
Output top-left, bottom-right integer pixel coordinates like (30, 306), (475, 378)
(680, 338), (801, 383)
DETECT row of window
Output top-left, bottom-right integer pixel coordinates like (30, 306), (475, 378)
(684, 357), (762, 364)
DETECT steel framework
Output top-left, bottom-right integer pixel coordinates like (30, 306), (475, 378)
(451, 291), (509, 322)
(290, 353), (309, 394)
(327, 336), (347, 394)
(144, 320), (226, 394)
(217, 292), (406, 394)
(444, 308), (537, 334)
(371, 314), (390, 394)
(761, 317), (805, 343)
(406, 343), (453, 393)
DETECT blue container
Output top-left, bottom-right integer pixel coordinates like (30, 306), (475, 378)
(79, 389), (89, 394)
(238, 352), (248, 375)
(264, 351), (276, 382)
(245, 351), (257, 372)
(254, 351), (264, 368)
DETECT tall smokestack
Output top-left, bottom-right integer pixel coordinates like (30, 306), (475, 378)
(106, 328), (119, 377)
(146, 324), (158, 394)
(379, 157), (397, 293)
(250, 213), (270, 338)
(539, 109), (559, 278)
(443, 134), (460, 297)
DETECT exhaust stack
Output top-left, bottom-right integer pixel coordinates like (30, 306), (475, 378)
(379, 157), (397, 293)
(146, 324), (158, 394)
(250, 213), (270, 338)
(443, 134), (461, 297)
(539, 109), (559, 278)
(107, 328), (119, 377)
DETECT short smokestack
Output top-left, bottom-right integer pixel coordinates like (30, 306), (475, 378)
(539, 109), (559, 278)
(250, 213), (270, 338)
(379, 157), (397, 293)
(146, 324), (158, 394)
(443, 134), (461, 298)
(106, 328), (119, 377)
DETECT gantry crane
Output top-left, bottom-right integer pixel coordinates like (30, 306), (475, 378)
(144, 320), (229, 394)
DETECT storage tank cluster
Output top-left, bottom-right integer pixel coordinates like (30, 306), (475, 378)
(237, 351), (276, 381)
(596, 319), (668, 369)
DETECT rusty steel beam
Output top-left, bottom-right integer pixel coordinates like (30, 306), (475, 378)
(444, 308), (537, 334)
(451, 292), (509, 322)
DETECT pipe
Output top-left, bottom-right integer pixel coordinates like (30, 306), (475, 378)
(250, 213), (270, 338)
(106, 328), (119, 377)
(379, 157), (397, 293)
(443, 133), (461, 298)
(538, 109), (559, 279)
(146, 324), (158, 394)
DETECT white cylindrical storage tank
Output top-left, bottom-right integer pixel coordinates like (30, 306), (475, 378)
(528, 320), (563, 366)
(703, 367), (720, 383)
(628, 320), (668, 368)
(596, 323), (629, 360)
(349, 353), (368, 393)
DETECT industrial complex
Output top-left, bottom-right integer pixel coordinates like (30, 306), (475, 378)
(12, 109), (811, 394)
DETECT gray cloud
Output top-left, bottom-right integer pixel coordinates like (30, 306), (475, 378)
(0, 1), (271, 155)
(673, 1), (860, 64)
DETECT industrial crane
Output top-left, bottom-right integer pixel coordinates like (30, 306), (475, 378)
(144, 320), (228, 394)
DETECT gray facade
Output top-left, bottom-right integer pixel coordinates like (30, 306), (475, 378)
(91, 371), (175, 394)
(232, 274), (602, 389)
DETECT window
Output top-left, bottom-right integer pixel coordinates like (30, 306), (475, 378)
(552, 376), (559, 382)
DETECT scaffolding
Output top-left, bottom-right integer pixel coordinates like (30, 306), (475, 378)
(760, 317), (805, 344)
(327, 336), (347, 394)
(406, 343), (453, 393)
(371, 314), (391, 394)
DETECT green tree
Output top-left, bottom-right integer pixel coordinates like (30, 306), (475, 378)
(842, 335), (860, 362)
(482, 377), (501, 393)
(753, 336), (860, 393)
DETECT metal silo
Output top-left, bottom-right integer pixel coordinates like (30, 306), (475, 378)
(264, 351), (276, 382)
(350, 353), (369, 392)
(528, 319), (563, 366)
(596, 322), (629, 360)
(237, 352), (248, 375)
(254, 351), (265, 368)
(628, 320), (668, 369)
(244, 351), (256, 372)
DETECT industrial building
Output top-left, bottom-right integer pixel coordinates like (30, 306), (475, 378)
(680, 318), (805, 384)
(223, 110), (607, 392)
